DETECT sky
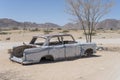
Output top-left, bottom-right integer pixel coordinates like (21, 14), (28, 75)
(0, 0), (120, 26)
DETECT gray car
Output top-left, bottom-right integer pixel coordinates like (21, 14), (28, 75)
(10, 33), (96, 64)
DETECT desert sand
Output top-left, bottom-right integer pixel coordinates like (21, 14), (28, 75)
(0, 30), (120, 80)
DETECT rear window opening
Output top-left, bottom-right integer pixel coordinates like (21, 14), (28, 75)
(48, 35), (77, 46)
(63, 41), (77, 44)
(62, 35), (76, 44)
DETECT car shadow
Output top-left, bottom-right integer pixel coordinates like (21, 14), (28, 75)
(80, 55), (101, 59)
(25, 55), (101, 66)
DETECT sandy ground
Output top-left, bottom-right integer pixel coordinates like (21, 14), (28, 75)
(0, 30), (120, 80)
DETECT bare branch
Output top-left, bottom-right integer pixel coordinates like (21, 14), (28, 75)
(66, 0), (114, 42)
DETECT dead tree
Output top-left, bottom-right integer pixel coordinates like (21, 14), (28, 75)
(66, 0), (114, 42)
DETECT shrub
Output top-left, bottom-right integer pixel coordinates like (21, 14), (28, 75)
(71, 29), (78, 31)
(61, 30), (69, 33)
(110, 28), (113, 30)
(83, 32), (96, 36)
(0, 32), (11, 35)
(102, 37), (106, 39)
(12, 27), (19, 30)
(30, 28), (40, 32)
(44, 30), (53, 34)
(78, 37), (82, 39)
(57, 28), (62, 30)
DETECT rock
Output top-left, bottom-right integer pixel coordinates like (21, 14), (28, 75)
(96, 46), (105, 51)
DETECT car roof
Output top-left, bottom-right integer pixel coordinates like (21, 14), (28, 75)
(33, 33), (72, 38)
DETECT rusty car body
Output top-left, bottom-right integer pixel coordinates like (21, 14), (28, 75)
(10, 34), (96, 64)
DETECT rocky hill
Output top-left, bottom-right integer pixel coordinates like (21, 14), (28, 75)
(0, 18), (61, 29)
(0, 18), (120, 30)
(63, 19), (120, 30)
(0, 18), (22, 28)
(97, 19), (120, 30)
(63, 23), (82, 29)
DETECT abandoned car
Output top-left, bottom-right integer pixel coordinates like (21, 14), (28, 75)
(10, 34), (96, 64)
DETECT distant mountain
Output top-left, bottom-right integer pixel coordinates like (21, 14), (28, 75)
(0, 18), (120, 30)
(0, 18), (61, 29)
(38, 23), (61, 29)
(0, 18), (22, 28)
(63, 23), (82, 29)
(63, 19), (120, 30)
(97, 19), (120, 30)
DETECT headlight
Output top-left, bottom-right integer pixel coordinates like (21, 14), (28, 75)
(22, 53), (26, 61)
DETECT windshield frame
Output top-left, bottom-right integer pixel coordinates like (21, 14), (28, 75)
(29, 37), (47, 46)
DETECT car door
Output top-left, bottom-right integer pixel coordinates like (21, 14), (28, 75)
(63, 36), (81, 59)
(65, 43), (81, 58)
(49, 45), (65, 60)
(64, 44), (77, 58)
(48, 36), (65, 60)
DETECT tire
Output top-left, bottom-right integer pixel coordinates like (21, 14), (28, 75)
(40, 55), (54, 63)
(85, 49), (93, 57)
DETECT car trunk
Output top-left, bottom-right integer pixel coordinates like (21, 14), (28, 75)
(11, 45), (35, 58)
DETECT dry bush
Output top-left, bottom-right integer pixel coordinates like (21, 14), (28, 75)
(60, 30), (69, 33)
(78, 37), (82, 39)
(8, 49), (12, 54)
(29, 28), (40, 32)
(44, 30), (53, 34)
(0, 32), (11, 35)
(57, 28), (62, 30)
(102, 37), (106, 39)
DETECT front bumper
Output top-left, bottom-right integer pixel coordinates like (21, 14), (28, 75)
(10, 56), (32, 65)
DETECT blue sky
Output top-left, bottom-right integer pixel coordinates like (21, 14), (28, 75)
(0, 0), (120, 26)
